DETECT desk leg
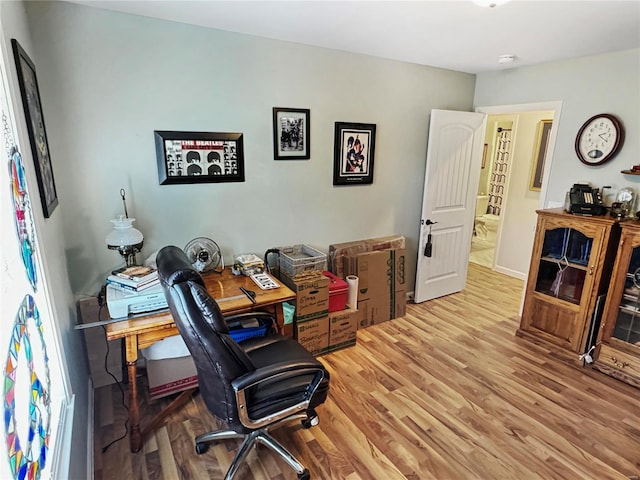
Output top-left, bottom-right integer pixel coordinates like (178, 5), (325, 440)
(274, 303), (285, 335)
(125, 336), (142, 453)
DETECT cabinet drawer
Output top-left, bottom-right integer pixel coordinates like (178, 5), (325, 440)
(596, 343), (640, 381)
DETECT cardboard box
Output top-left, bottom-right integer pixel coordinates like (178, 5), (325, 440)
(279, 271), (329, 321)
(344, 248), (407, 328)
(329, 235), (406, 277)
(295, 315), (329, 356)
(395, 288), (407, 319)
(328, 308), (359, 351)
(145, 355), (198, 400)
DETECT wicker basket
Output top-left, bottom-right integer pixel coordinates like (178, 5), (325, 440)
(278, 244), (327, 278)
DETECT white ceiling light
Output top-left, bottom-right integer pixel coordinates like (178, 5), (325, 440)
(472, 0), (512, 7)
(498, 54), (516, 65)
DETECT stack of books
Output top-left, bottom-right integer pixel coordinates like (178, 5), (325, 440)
(107, 265), (159, 293)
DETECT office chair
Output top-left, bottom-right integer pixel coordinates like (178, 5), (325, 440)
(156, 246), (330, 480)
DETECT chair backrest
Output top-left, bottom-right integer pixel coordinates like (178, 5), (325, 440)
(156, 245), (254, 428)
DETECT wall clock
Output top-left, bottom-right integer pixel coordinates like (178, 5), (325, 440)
(575, 113), (624, 166)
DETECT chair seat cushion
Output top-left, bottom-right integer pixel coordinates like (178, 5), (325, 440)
(242, 335), (330, 420)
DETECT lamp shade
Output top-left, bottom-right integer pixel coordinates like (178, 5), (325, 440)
(105, 216), (144, 248)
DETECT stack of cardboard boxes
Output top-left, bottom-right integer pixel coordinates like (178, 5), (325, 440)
(276, 236), (406, 355)
(280, 270), (330, 355)
(275, 245), (360, 355)
(329, 235), (406, 328)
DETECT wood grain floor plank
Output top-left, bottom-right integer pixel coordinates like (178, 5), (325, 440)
(156, 426), (180, 479)
(94, 263), (640, 479)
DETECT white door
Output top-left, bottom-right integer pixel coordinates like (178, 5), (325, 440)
(414, 109), (487, 303)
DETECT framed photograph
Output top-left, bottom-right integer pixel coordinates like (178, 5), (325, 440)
(530, 119), (552, 191)
(333, 122), (376, 186)
(154, 131), (245, 185)
(11, 39), (58, 217)
(481, 143), (488, 169)
(272, 107), (310, 160)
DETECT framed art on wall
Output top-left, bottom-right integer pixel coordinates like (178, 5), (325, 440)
(272, 107), (310, 160)
(154, 131), (245, 185)
(11, 39), (58, 217)
(530, 119), (552, 191)
(481, 143), (488, 169)
(333, 122), (376, 186)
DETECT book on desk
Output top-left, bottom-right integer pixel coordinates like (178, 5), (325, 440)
(107, 269), (159, 292)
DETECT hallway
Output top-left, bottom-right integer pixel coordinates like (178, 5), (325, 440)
(470, 214), (498, 269)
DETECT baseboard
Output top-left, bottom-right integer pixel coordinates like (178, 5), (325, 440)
(406, 291), (415, 303)
(50, 393), (75, 480)
(493, 265), (526, 281)
(87, 378), (95, 480)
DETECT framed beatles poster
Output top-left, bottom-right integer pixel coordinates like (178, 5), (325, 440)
(333, 122), (376, 186)
(154, 131), (245, 185)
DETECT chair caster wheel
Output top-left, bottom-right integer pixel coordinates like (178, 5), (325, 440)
(302, 416), (319, 429)
(297, 469), (310, 480)
(195, 442), (209, 455)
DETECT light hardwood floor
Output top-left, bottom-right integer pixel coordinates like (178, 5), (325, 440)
(94, 263), (640, 479)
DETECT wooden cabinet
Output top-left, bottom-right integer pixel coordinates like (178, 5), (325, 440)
(593, 221), (640, 388)
(518, 209), (619, 353)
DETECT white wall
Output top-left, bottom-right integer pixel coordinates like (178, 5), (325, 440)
(475, 49), (640, 209)
(25, 1), (477, 297)
(0, 2), (88, 478)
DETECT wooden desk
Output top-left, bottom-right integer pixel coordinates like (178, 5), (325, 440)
(106, 268), (295, 453)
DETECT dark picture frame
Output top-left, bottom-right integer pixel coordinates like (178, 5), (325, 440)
(530, 119), (552, 191)
(11, 39), (58, 217)
(481, 143), (488, 169)
(333, 122), (376, 186)
(272, 107), (310, 160)
(154, 131), (245, 185)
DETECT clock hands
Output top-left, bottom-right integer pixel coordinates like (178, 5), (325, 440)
(598, 132), (608, 142)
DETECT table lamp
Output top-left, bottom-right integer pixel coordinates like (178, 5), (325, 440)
(105, 215), (144, 267)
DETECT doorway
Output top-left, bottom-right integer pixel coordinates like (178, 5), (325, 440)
(471, 118), (514, 269)
(469, 102), (562, 281)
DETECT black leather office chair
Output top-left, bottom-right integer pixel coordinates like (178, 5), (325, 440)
(156, 246), (330, 480)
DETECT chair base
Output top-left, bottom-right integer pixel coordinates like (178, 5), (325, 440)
(195, 412), (316, 480)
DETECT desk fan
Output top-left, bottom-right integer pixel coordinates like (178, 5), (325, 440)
(184, 237), (224, 273)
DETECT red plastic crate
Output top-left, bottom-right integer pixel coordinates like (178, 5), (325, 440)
(323, 271), (348, 312)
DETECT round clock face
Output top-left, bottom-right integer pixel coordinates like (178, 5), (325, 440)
(575, 113), (624, 166)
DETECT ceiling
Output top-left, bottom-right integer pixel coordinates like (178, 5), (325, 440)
(67, 0), (640, 74)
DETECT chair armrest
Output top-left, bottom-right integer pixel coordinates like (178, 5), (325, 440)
(231, 361), (326, 429)
(231, 360), (324, 392)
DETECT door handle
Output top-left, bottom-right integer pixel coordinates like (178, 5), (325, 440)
(423, 219), (437, 257)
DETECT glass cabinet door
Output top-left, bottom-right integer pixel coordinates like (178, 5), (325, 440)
(615, 245), (640, 346)
(535, 227), (592, 304)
